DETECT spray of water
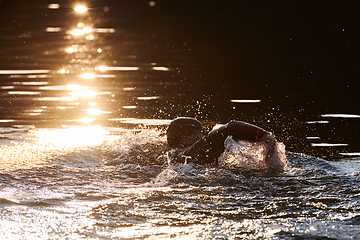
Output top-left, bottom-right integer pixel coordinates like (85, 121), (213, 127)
(218, 135), (287, 171)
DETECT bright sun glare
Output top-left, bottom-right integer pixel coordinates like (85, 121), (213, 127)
(74, 6), (87, 13)
(34, 126), (117, 148)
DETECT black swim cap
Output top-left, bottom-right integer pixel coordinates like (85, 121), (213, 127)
(166, 117), (206, 148)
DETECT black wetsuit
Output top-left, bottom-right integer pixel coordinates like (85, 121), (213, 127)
(171, 121), (269, 165)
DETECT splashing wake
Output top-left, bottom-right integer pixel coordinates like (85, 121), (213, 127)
(218, 135), (287, 170)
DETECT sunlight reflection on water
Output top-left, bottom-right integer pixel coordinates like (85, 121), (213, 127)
(322, 114), (360, 118)
(108, 118), (172, 125)
(0, 2), (359, 239)
(0, 126), (119, 170)
(0, 70), (50, 74)
(48, 4), (60, 10)
(33, 126), (117, 148)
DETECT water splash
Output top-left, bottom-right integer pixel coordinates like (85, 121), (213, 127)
(218, 135), (287, 171)
(105, 128), (168, 166)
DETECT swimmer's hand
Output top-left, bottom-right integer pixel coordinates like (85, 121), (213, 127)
(261, 133), (284, 170)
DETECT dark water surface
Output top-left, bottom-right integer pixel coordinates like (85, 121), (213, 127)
(0, 0), (360, 239)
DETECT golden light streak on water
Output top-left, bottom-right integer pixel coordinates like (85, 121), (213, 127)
(152, 67), (169, 71)
(98, 66), (139, 71)
(8, 91), (41, 95)
(87, 108), (102, 115)
(98, 66), (108, 71)
(46, 27), (61, 32)
(34, 97), (79, 101)
(66, 84), (89, 91)
(108, 118), (172, 125)
(65, 47), (75, 53)
(48, 4), (60, 9)
(11, 82), (46, 85)
(58, 69), (69, 74)
(339, 152), (360, 156)
(94, 74), (116, 78)
(79, 73), (95, 79)
(8, 74), (49, 79)
(76, 118), (95, 123)
(306, 121), (329, 124)
(0, 70), (50, 74)
(16, 82), (48, 85)
(93, 28), (115, 33)
(122, 106), (137, 109)
(230, 99), (261, 103)
(137, 96), (159, 100)
(70, 90), (98, 97)
(0, 119), (14, 123)
(83, 27), (92, 34)
(27, 75), (49, 79)
(66, 24), (95, 38)
(71, 29), (85, 36)
(321, 114), (360, 118)
(39, 85), (68, 90)
(311, 143), (349, 147)
(123, 87), (135, 91)
(306, 136), (320, 140)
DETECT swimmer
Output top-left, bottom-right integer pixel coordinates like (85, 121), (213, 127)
(166, 117), (280, 169)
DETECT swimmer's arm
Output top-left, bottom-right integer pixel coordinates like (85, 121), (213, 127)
(211, 120), (270, 142)
(174, 121), (271, 165)
(186, 120), (270, 158)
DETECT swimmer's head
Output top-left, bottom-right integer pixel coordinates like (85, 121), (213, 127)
(167, 117), (207, 148)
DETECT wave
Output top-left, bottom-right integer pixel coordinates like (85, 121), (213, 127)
(2, 127), (356, 193)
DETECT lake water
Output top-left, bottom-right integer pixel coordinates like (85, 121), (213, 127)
(0, 1), (359, 239)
